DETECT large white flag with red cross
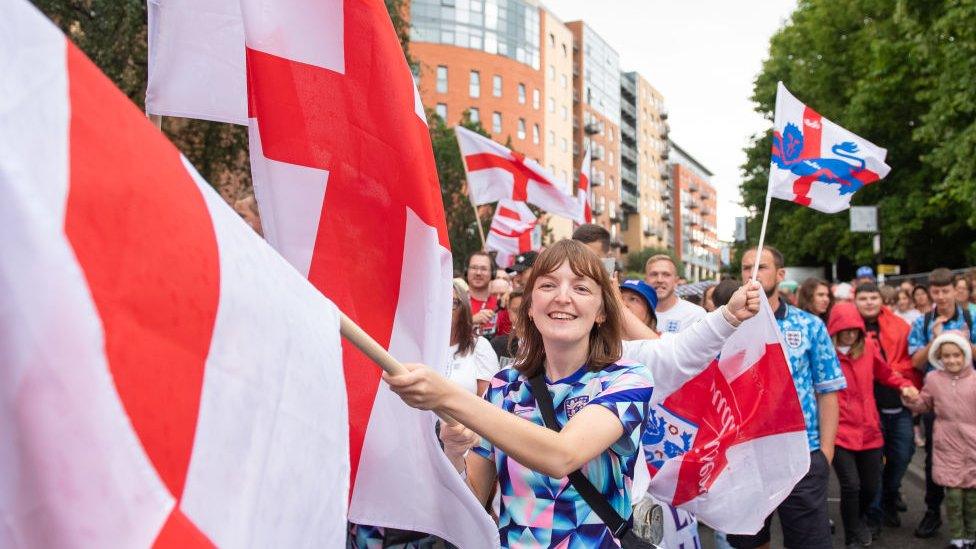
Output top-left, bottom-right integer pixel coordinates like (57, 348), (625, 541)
(145, 0), (498, 545)
(769, 82), (891, 213)
(644, 294), (809, 533)
(1, 2), (348, 545)
(485, 199), (537, 268)
(456, 126), (584, 223)
(577, 142), (594, 224)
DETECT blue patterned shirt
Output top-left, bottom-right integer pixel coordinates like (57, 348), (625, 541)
(473, 361), (653, 548)
(774, 301), (846, 451)
(908, 306), (976, 369)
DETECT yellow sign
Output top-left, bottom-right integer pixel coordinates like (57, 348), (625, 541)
(877, 264), (900, 275)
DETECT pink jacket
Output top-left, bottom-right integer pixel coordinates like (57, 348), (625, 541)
(905, 367), (976, 489)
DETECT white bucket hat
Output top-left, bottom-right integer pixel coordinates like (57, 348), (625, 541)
(928, 331), (973, 370)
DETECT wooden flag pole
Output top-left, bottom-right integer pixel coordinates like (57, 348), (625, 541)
(750, 179), (774, 283)
(339, 311), (457, 425)
(455, 128), (487, 250)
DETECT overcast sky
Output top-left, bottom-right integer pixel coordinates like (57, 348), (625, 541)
(545, 0), (797, 240)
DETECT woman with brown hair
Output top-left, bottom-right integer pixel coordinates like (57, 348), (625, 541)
(385, 240), (759, 547)
(448, 280), (499, 396)
(797, 277), (833, 322)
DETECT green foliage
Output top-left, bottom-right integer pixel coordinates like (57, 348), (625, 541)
(738, 0), (976, 273)
(625, 247), (685, 279)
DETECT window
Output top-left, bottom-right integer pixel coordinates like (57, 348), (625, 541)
(549, 33), (555, 47)
(533, 89), (540, 109)
(469, 70), (480, 98)
(532, 124), (540, 144)
(492, 112), (502, 133)
(548, 97), (555, 113)
(435, 103), (447, 120)
(548, 65), (555, 81)
(517, 83), (526, 104)
(561, 74), (568, 89)
(469, 107), (480, 123)
(548, 131), (555, 145)
(560, 137), (567, 152)
(561, 105), (568, 121)
(609, 151), (614, 166)
(492, 74), (502, 97)
(436, 66), (448, 93)
(562, 43), (568, 57)
(517, 119), (526, 140)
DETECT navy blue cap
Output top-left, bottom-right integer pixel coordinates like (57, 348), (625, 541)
(620, 279), (658, 311)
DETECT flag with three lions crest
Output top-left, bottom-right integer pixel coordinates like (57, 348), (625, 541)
(769, 82), (891, 213)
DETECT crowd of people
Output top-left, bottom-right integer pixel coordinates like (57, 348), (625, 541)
(363, 223), (976, 549)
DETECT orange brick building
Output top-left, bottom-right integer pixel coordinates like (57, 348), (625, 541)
(670, 141), (719, 281)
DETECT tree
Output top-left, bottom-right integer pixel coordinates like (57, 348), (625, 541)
(626, 247), (684, 280)
(738, 0), (976, 274)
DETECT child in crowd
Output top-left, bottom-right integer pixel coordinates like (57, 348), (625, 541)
(827, 302), (918, 548)
(902, 332), (976, 549)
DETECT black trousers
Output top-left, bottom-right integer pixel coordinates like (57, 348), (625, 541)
(832, 447), (883, 543)
(923, 411), (945, 513)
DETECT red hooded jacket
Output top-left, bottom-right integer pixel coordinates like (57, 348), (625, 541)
(871, 306), (922, 389)
(828, 302), (913, 451)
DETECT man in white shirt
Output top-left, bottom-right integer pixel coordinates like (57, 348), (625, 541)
(645, 254), (705, 334)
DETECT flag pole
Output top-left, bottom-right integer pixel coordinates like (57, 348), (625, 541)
(148, 114), (162, 130)
(339, 311), (458, 425)
(750, 175), (774, 283)
(455, 127), (487, 250)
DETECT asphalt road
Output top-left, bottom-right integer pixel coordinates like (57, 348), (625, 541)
(699, 449), (948, 548)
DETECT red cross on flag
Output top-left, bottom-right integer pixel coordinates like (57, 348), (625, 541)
(644, 293), (809, 534)
(456, 126), (584, 223)
(578, 142), (594, 224)
(769, 82), (891, 213)
(145, 0), (498, 545)
(486, 200), (538, 268)
(1, 2), (348, 545)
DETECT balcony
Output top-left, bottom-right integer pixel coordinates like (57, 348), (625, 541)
(622, 187), (639, 211)
(621, 74), (636, 97)
(688, 200), (699, 209)
(700, 191), (710, 201)
(620, 122), (636, 142)
(661, 110), (669, 120)
(661, 150), (669, 160)
(584, 122), (602, 135)
(573, 90), (580, 103)
(620, 146), (637, 166)
(591, 172), (605, 186)
(621, 166), (638, 186)
(591, 147), (603, 161)
(621, 100), (636, 121)
(661, 211), (670, 221)
(688, 182), (699, 192)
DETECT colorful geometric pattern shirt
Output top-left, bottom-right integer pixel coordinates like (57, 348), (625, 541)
(774, 301), (846, 451)
(472, 361), (654, 548)
(908, 305), (976, 369)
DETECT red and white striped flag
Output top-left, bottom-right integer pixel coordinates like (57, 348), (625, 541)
(146, 1), (498, 545)
(456, 126), (583, 223)
(644, 294), (809, 533)
(485, 199), (537, 268)
(1, 2), (348, 545)
(578, 143), (594, 224)
(770, 82), (891, 213)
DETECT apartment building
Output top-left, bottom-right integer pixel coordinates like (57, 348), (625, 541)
(670, 141), (720, 281)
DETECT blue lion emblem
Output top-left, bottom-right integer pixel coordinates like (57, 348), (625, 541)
(644, 406), (695, 472)
(771, 122), (871, 195)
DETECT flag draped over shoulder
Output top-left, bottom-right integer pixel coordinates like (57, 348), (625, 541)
(644, 294), (809, 534)
(486, 199), (537, 268)
(1, 2), (348, 546)
(769, 82), (891, 213)
(146, 1), (498, 545)
(456, 126), (583, 222)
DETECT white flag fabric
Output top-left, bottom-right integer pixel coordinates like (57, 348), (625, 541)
(485, 199), (537, 268)
(146, 0), (499, 546)
(769, 82), (891, 213)
(456, 126), (584, 222)
(0, 2), (348, 546)
(644, 294), (809, 533)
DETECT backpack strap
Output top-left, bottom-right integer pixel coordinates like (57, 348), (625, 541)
(526, 373), (631, 539)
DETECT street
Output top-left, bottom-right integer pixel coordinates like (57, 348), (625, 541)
(700, 450), (948, 548)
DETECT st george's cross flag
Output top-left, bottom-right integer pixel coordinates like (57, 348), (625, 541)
(144, 1), (498, 545)
(577, 142), (594, 224)
(769, 82), (891, 213)
(456, 126), (584, 223)
(0, 2), (349, 546)
(644, 293), (809, 534)
(485, 199), (538, 268)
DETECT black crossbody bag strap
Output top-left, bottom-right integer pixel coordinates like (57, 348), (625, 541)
(526, 373), (631, 539)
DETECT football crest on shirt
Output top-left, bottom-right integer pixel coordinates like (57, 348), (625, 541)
(785, 330), (803, 349)
(564, 396), (589, 419)
(666, 320), (681, 333)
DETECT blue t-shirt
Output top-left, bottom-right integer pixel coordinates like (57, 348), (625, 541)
(473, 361), (653, 548)
(774, 301), (846, 451)
(908, 306), (976, 369)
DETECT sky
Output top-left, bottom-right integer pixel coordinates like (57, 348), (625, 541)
(545, 0), (797, 240)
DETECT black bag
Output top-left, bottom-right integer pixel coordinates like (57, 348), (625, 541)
(526, 374), (658, 549)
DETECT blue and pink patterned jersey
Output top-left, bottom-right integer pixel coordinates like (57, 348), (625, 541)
(472, 361), (654, 548)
